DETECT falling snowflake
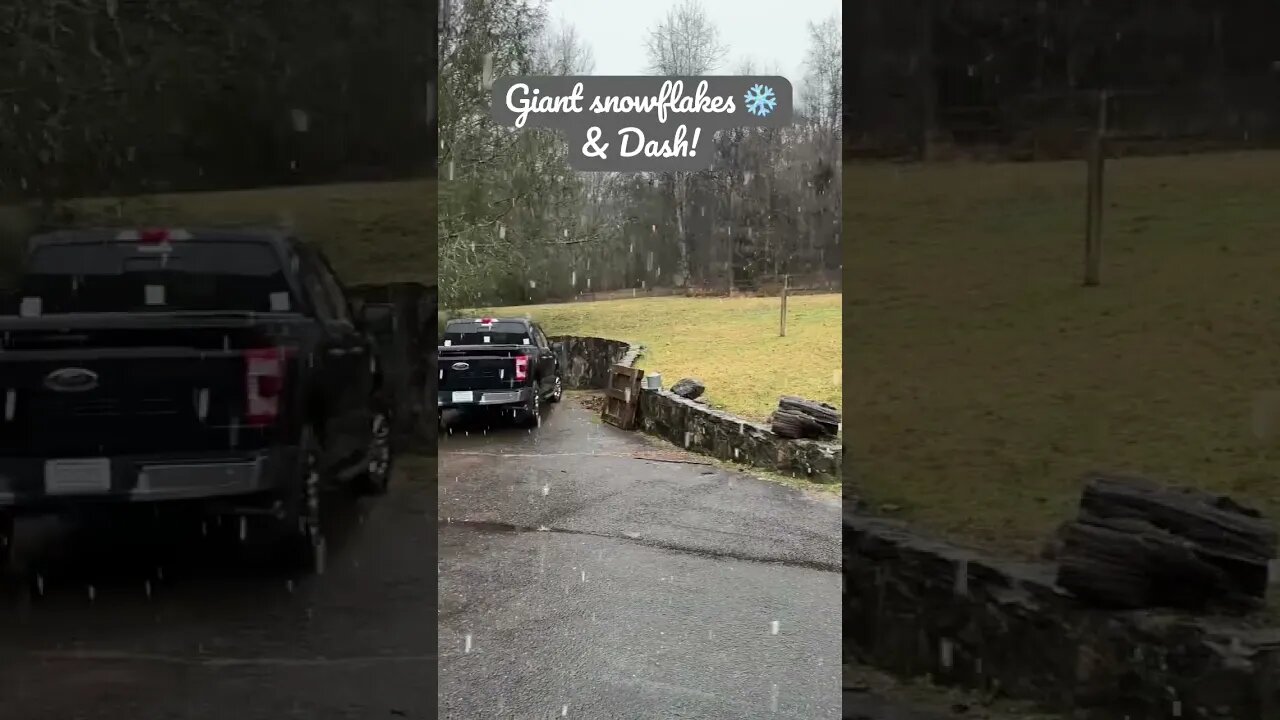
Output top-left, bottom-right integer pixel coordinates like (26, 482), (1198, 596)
(743, 84), (776, 117)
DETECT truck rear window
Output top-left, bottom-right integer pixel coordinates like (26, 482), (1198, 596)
(443, 321), (531, 345)
(14, 241), (292, 314)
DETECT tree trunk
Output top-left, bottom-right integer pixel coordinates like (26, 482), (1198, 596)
(674, 172), (688, 287)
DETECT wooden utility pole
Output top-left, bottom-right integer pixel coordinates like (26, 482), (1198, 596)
(779, 274), (789, 337)
(1083, 89), (1108, 287)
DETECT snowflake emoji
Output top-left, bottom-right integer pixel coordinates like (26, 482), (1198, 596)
(744, 84), (777, 117)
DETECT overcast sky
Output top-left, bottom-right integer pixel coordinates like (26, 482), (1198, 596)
(541, 0), (840, 96)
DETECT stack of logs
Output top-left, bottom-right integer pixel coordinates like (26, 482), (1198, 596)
(1054, 473), (1277, 613)
(770, 396), (840, 440)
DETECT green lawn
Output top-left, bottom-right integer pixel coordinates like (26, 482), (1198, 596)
(848, 151), (1280, 557)
(486, 294), (842, 423)
(5, 179), (436, 286)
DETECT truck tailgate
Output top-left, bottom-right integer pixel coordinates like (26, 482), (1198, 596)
(0, 319), (295, 457)
(438, 347), (529, 392)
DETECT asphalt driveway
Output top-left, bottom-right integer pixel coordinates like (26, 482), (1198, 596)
(0, 457), (437, 719)
(437, 395), (843, 719)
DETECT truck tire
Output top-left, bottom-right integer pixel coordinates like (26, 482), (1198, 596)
(355, 408), (394, 496)
(548, 375), (563, 403)
(275, 425), (327, 575)
(519, 389), (541, 428)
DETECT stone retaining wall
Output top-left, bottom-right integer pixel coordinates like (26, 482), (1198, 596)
(547, 335), (635, 390)
(638, 391), (841, 484)
(547, 334), (841, 483)
(846, 512), (1280, 719)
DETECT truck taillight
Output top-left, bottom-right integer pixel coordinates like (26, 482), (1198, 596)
(139, 228), (170, 244)
(118, 227), (191, 251)
(245, 347), (289, 426)
(514, 355), (529, 382)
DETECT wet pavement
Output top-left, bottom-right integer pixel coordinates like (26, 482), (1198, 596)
(437, 396), (843, 719)
(842, 662), (1066, 720)
(842, 666), (969, 720)
(0, 457), (436, 719)
(842, 689), (952, 720)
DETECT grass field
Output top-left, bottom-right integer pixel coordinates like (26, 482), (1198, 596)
(3, 179), (436, 286)
(485, 294), (842, 423)
(848, 150), (1280, 557)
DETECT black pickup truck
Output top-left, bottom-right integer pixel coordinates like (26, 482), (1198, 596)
(438, 317), (563, 427)
(0, 227), (394, 574)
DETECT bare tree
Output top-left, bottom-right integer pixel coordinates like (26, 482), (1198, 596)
(643, 0), (726, 288)
(538, 19), (596, 76)
(800, 15), (842, 130)
(643, 0), (728, 76)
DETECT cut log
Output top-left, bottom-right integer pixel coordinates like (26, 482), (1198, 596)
(1054, 473), (1277, 612)
(771, 408), (826, 439)
(1056, 515), (1248, 611)
(779, 396), (840, 425)
(773, 396), (840, 438)
(1078, 472), (1276, 567)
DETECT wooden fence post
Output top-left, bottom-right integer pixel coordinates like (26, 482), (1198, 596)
(780, 274), (789, 337)
(1084, 89), (1108, 287)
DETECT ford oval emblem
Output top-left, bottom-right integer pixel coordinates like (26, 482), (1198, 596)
(451, 362), (470, 371)
(43, 367), (100, 393)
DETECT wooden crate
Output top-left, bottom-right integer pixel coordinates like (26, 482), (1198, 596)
(602, 364), (645, 430)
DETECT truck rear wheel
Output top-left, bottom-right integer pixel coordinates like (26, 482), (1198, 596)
(520, 390), (541, 428)
(275, 425), (327, 575)
(355, 409), (394, 496)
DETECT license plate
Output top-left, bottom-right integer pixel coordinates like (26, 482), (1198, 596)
(45, 458), (112, 494)
(451, 390), (475, 404)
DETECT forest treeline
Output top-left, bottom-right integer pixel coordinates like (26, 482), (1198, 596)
(845, 1), (1280, 157)
(438, 0), (842, 308)
(1, 0), (435, 206)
